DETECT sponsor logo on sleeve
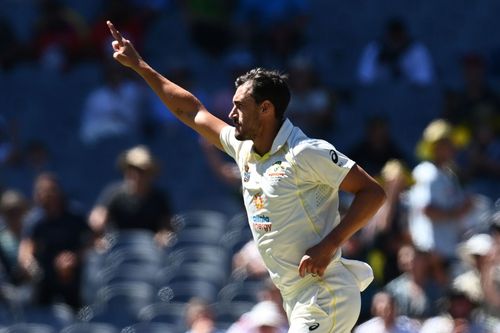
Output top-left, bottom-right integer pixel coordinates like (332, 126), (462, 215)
(243, 164), (251, 182)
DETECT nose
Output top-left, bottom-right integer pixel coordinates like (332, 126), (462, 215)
(228, 106), (237, 120)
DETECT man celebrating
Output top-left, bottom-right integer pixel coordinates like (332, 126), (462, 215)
(107, 21), (385, 332)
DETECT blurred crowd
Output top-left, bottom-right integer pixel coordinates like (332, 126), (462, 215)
(0, 0), (500, 332)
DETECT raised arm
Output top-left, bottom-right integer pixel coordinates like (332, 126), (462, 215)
(107, 21), (228, 149)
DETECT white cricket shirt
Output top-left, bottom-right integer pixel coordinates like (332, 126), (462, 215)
(220, 119), (361, 295)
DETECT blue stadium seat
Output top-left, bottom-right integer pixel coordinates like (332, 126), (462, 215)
(0, 323), (56, 333)
(60, 323), (119, 333)
(121, 322), (179, 333)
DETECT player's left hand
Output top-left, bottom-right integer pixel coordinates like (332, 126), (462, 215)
(298, 242), (336, 278)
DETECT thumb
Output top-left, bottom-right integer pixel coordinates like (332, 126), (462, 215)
(298, 255), (309, 278)
(113, 52), (128, 64)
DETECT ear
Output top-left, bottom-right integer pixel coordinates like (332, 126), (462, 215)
(260, 101), (274, 116)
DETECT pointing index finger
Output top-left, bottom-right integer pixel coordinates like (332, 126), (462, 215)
(107, 20), (124, 46)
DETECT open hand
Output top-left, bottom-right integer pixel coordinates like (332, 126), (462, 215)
(107, 20), (143, 70)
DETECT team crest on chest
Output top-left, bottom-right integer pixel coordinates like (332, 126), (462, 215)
(265, 160), (289, 183)
(253, 193), (265, 210)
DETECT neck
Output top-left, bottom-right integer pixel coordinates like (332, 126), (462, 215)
(252, 119), (283, 156)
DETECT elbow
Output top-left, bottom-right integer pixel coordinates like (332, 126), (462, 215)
(372, 182), (387, 209)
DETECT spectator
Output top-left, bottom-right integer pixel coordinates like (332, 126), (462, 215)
(88, 145), (174, 247)
(349, 116), (407, 177)
(180, 0), (235, 56)
(226, 300), (288, 333)
(233, 0), (309, 65)
(385, 245), (445, 319)
(184, 297), (223, 333)
(461, 121), (500, 199)
(32, 0), (89, 70)
(0, 190), (29, 285)
(80, 62), (145, 145)
(357, 18), (434, 86)
(456, 232), (500, 329)
(407, 119), (474, 276)
(286, 56), (334, 138)
(353, 291), (420, 333)
(443, 54), (500, 136)
(361, 159), (413, 285)
(232, 239), (268, 280)
(88, 0), (148, 62)
(419, 279), (486, 333)
(18, 173), (91, 309)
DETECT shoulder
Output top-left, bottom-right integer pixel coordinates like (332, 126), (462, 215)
(290, 136), (352, 168)
(412, 161), (438, 183)
(354, 317), (383, 332)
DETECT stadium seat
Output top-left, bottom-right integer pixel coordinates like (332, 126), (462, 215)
(17, 304), (75, 330)
(137, 302), (187, 328)
(0, 323), (56, 333)
(89, 282), (156, 327)
(173, 210), (227, 232)
(159, 262), (228, 289)
(60, 323), (119, 333)
(120, 322), (178, 333)
(166, 280), (218, 303)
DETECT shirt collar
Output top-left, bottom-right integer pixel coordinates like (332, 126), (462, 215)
(269, 118), (294, 155)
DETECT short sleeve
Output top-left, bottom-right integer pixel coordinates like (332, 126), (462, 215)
(219, 125), (242, 161)
(294, 139), (355, 188)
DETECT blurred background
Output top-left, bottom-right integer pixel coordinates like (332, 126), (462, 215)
(0, 0), (499, 332)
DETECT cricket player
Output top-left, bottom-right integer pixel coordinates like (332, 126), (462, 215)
(107, 21), (386, 332)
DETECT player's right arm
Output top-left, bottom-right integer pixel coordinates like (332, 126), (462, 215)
(107, 21), (228, 149)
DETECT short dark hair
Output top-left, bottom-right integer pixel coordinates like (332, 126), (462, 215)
(235, 68), (290, 120)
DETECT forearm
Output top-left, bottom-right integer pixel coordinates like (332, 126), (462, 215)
(323, 185), (386, 254)
(134, 61), (204, 127)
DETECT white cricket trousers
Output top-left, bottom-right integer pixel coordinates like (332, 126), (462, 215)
(283, 258), (373, 333)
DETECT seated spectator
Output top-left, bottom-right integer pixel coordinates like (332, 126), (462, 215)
(420, 279), (486, 333)
(456, 232), (500, 329)
(32, 0), (89, 70)
(353, 291), (420, 333)
(349, 116), (406, 177)
(180, 0), (235, 56)
(408, 119), (474, 273)
(18, 173), (92, 309)
(184, 297), (223, 333)
(385, 245), (445, 319)
(461, 121), (500, 199)
(233, 0), (309, 65)
(0, 190), (29, 285)
(357, 18), (434, 86)
(232, 240), (268, 280)
(286, 57), (333, 138)
(362, 159), (413, 285)
(88, 145), (174, 247)
(88, 0), (148, 61)
(80, 62), (145, 145)
(443, 54), (500, 136)
(226, 300), (288, 333)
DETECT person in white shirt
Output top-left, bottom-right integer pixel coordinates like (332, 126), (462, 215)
(106, 20), (386, 332)
(354, 291), (420, 333)
(357, 18), (434, 86)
